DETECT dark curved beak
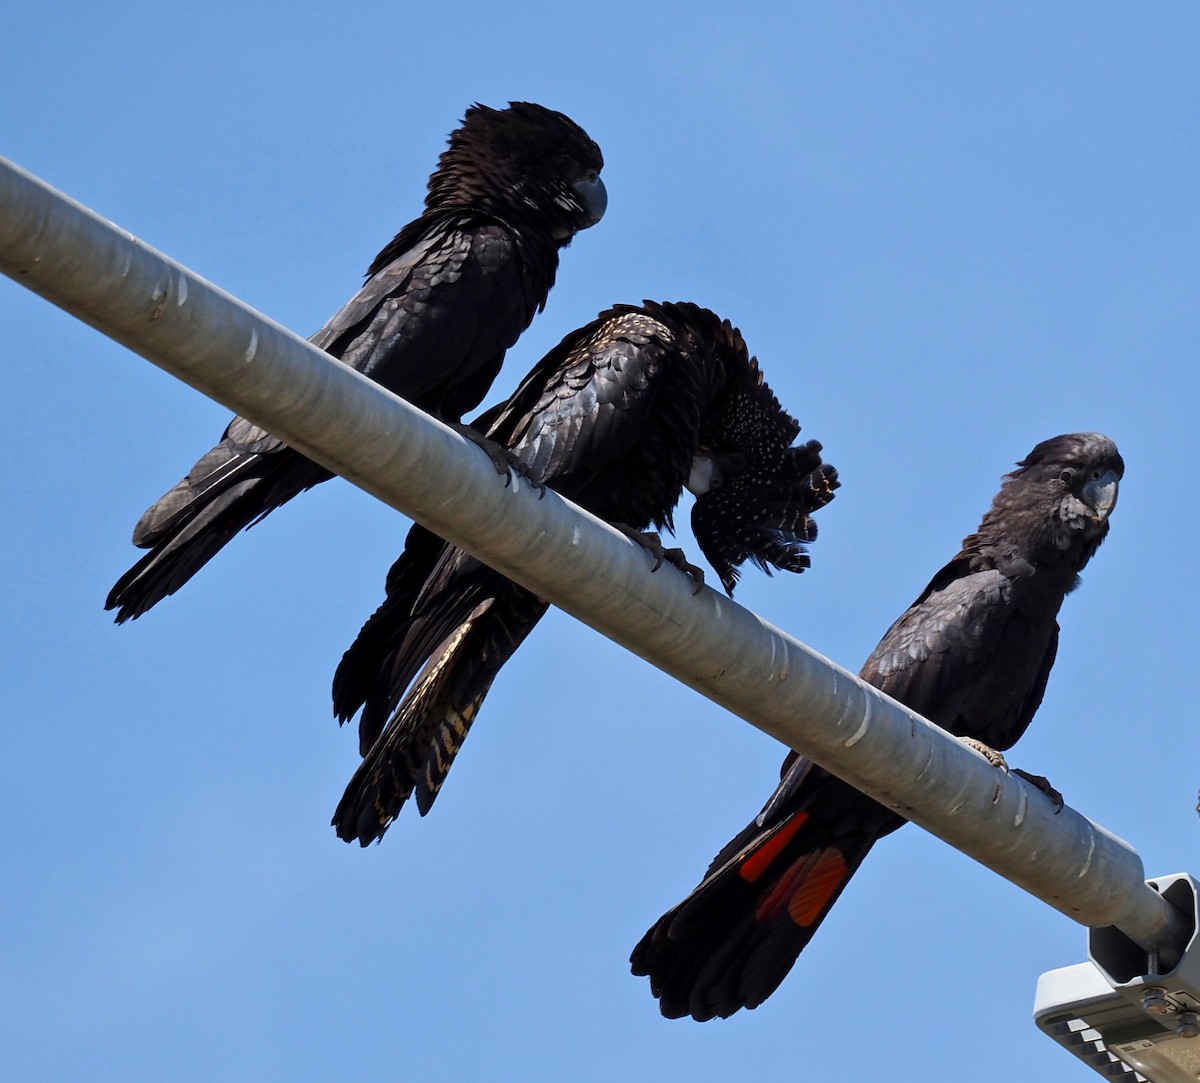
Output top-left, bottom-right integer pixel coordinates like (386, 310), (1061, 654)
(573, 173), (607, 228)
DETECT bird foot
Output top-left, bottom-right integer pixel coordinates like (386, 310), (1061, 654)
(615, 526), (705, 594)
(1012, 769), (1064, 813)
(449, 423), (545, 497)
(958, 738), (1063, 812)
(958, 737), (1008, 769)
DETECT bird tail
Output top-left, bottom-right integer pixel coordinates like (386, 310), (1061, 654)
(631, 765), (901, 1020)
(332, 580), (548, 845)
(105, 422), (329, 622)
(331, 525), (458, 746)
(693, 437), (841, 595)
(742, 454), (841, 578)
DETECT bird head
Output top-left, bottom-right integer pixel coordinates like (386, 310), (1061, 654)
(1021, 432), (1123, 548)
(428, 101), (606, 244)
(972, 432), (1124, 578)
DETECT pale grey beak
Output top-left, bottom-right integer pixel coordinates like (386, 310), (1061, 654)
(1082, 468), (1120, 521)
(573, 172), (607, 228)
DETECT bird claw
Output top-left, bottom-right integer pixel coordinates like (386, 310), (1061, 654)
(616, 526), (705, 594)
(958, 738), (1064, 813)
(502, 465), (547, 498)
(958, 737), (1008, 770)
(1013, 768), (1065, 813)
(501, 453), (546, 496)
(450, 423), (511, 474)
(449, 423), (546, 495)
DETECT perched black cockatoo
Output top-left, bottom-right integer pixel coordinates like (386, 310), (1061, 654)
(631, 432), (1123, 1020)
(107, 101), (606, 622)
(331, 301), (839, 845)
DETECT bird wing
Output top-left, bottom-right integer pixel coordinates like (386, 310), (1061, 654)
(484, 307), (677, 486)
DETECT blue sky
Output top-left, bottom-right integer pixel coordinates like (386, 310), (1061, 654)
(4, 4), (1199, 1080)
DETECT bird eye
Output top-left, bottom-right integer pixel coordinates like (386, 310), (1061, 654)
(586, 170), (598, 183)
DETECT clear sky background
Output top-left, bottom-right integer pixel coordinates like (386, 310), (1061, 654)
(4, 4), (1199, 1081)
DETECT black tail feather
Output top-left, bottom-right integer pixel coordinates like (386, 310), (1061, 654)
(106, 444), (330, 622)
(332, 581), (547, 845)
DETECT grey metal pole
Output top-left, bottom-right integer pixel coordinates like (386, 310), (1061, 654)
(0, 154), (1188, 965)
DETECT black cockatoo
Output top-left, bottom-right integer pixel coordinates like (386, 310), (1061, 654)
(107, 101), (605, 621)
(631, 432), (1122, 1020)
(331, 301), (839, 845)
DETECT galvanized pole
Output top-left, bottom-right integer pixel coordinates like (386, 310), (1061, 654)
(0, 154), (1188, 964)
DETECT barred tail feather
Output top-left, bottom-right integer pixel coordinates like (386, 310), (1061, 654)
(332, 584), (547, 845)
